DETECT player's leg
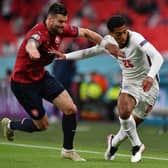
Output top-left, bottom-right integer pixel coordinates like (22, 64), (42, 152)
(105, 93), (144, 162)
(1, 80), (49, 141)
(42, 72), (85, 161)
(53, 90), (77, 149)
(105, 99), (153, 161)
(105, 114), (145, 160)
(129, 105), (153, 163)
(52, 90), (85, 161)
(1, 114), (48, 140)
(105, 93), (138, 160)
(118, 93), (145, 163)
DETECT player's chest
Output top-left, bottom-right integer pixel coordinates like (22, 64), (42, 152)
(43, 36), (63, 50)
(118, 47), (142, 68)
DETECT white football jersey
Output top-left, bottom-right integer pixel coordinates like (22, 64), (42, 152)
(104, 30), (158, 83)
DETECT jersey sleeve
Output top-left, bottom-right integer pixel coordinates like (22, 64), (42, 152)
(131, 31), (148, 49)
(62, 24), (79, 37)
(27, 23), (47, 46)
(29, 30), (46, 46)
(100, 35), (119, 59)
(132, 31), (163, 79)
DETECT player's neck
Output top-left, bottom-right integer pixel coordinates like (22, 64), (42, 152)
(119, 33), (129, 49)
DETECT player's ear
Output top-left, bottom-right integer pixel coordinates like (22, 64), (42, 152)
(47, 15), (54, 22)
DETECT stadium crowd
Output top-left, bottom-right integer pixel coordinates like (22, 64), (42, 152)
(0, 0), (168, 56)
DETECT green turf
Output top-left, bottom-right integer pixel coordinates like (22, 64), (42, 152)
(0, 121), (168, 168)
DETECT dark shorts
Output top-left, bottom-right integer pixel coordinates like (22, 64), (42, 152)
(11, 72), (64, 120)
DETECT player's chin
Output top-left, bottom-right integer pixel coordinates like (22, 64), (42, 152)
(56, 28), (64, 34)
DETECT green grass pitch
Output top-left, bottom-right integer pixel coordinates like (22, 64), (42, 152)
(0, 121), (168, 168)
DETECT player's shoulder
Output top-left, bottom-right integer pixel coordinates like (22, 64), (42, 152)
(62, 24), (78, 37)
(129, 30), (145, 41)
(128, 29), (146, 45)
(103, 35), (119, 46)
(30, 21), (47, 33)
(25, 21), (49, 42)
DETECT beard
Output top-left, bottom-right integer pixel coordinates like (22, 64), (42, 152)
(49, 26), (64, 36)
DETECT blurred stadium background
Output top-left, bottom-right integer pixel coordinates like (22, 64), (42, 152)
(0, 0), (168, 167)
(0, 0), (168, 127)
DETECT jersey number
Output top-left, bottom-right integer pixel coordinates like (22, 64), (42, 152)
(122, 59), (134, 68)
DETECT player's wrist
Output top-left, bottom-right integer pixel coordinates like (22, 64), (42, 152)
(147, 74), (154, 80)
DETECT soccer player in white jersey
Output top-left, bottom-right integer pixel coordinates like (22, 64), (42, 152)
(49, 15), (163, 163)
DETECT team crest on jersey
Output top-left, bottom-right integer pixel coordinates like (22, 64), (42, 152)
(70, 26), (76, 32)
(32, 34), (40, 40)
(55, 36), (61, 47)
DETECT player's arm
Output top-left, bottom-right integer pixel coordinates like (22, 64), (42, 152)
(48, 35), (123, 60)
(65, 35), (123, 60)
(142, 42), (163, 79)
(48, 45), (105, 60)
(78, 28), (124, 57)
(25, 39), (41, 60)
(78, 28), (102, 44)
(65, 45), (105, 60)
(140, 41), (164, 92)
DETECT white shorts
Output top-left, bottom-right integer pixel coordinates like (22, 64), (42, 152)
(121, 79), (159, 119)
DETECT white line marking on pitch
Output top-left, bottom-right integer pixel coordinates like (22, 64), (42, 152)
(0, 142), (168, 161)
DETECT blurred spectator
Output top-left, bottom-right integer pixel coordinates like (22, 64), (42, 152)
(128, 0), (158, 14)
(105, 85), (120, 121)
(12, 16), (24, 35)
(52, 38), (77, 95)
(97, 20), (108, 36)
(81, 0), (97, 20)
(1, 40), (16, 56)
(146, 11), (161, 27)
(70, 11), (83, 27)
(52, 60), (76, 96)
(77, 72), (109, 120)
(16, 35), (24, 50)
(1, 0), (12, 21)
(5, 68), (12, 82)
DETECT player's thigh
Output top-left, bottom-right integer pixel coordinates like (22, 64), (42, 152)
(41, 72), (77, 115)
(118, 93), (136, 118)
(52, 90), (77, 115)
(40, 72), (65, 102)
(11, 80), (46, 120)
(132, 100), (153, 120)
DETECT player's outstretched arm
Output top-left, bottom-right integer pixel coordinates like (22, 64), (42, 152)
(48, 45), (105, 60)
(25, 39), (40, 60)
(78, 28), (124, 58)
(141, 42), (164, 92)
(65, 45), (105, 60)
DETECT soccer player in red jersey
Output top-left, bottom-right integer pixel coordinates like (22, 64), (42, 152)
(1, 2), (123, 161)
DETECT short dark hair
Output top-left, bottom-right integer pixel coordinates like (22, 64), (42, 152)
(107, 15), (126, 32)
(47, 2), (67, 16)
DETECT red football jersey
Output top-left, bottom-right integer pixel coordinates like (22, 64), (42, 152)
(12, 21), (78, 83)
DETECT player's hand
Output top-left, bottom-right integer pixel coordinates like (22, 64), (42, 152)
(142, 76), (153, 92)
(105, 43), (125, 58)
(29, 50), (40, 60)
(48, 48), (66, 60)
